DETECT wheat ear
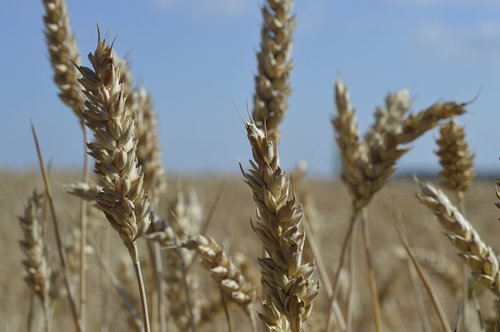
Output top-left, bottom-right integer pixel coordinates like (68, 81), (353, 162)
(329, 80), (466, 331)
(19, 190), (51, 332)
(252, 0), (295, 142)
(417, 183), (500, 295)
(436, 119), (475, 194)
(241, 120), (319, 332)
(182, 235), (257, 323)
(76, 33), (152, 332)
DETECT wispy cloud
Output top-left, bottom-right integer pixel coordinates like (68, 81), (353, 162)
(151, 0), (254, 17)
(412, 20), (500, 66)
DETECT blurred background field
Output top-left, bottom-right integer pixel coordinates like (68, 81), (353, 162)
(2, 170), (500, 331)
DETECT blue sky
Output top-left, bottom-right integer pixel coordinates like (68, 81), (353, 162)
(1, 0), (500, 176)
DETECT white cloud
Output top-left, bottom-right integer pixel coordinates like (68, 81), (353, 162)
(412, 20), (500, 66)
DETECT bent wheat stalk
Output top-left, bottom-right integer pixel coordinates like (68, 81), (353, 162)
(76, 33), (152, 332)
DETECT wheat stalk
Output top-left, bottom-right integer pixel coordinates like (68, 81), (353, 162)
(417, 183), (500, 296)
(76, 33), (152, 332)
(19, 190), (51, 332)
(241, 120), (319, 332)
(252, 0), (295, 142)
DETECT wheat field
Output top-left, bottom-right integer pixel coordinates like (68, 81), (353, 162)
(3, 171), (500, 331)
(5, 0), (500, 331)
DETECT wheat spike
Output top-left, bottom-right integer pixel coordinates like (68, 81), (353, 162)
(131, 87), (166, 208)
(42, 0), (84, 119)
(182, 235), (256, 313)
(19, 190), (52, 330)
(331, 80), (368, 211)
(76, 35), (151, 261)
(436, 120), (475, 192)
(364, 89), (411, 143)
(417, 183), (500, 295)
(253, 0), (295, 142)
(333, 80), (466, 212)
(241, 120), (319, 332)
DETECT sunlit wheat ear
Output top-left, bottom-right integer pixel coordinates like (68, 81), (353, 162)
(436, 120), (475, 192)
(19, 190), (52, 330)
(42, 0), (84, 119)
(76, 36), (151, 261)
(417, 183), (500, 295)
(253, 0), (295, 142)
(241, 120), (319, 332)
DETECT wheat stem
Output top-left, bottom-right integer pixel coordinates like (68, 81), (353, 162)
(132, 245), (151, 332)
(346, 221), (358, 332)
(360, 208), (382, 332)
(302, 217), (346, 330)
(326, 212), (358, 332)
(31, 124), (82, 332)
(79, 125), (89, 330)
